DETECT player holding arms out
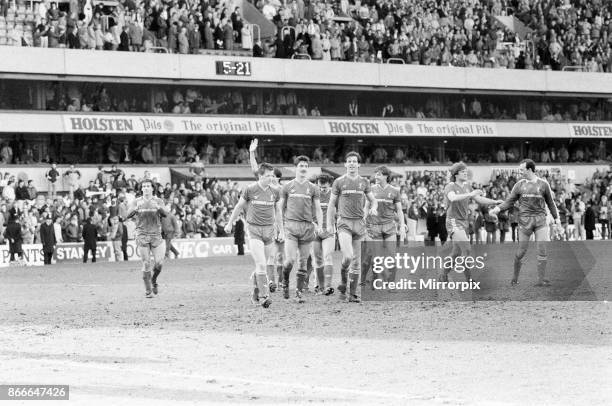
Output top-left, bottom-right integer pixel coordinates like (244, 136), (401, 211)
(363, 166), (406, 285)
(440, 162), (501, 282)
(312, 174), (336, 295)
(326, 152), (378, 303)
(225, 163), (283, 308)
(489, 159), (561, 286)
(279, 156), (323, 302)
(126, 179), (168, 298)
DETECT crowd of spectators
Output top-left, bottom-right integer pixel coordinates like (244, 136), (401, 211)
(265, 0), (612, 72)
(259, 140), (610, 166)
(2, 0), (611, 72)
(27, 81), (610, 121)
(0, 132), (608, 166)
(2, 0), (252, 53)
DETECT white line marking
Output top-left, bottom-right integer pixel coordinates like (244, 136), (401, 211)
(8, 357), (458, 403)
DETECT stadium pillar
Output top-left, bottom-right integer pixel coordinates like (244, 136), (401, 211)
(438, 140), (445, 163)
(153, 137), (161, 164)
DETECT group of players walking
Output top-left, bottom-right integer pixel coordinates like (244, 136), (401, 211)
(127, 139), (561, 304)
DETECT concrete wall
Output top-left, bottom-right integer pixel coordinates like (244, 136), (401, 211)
(1, 47), (611, 94)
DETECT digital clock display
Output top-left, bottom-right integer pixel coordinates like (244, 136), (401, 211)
(216, 61), (252, 76)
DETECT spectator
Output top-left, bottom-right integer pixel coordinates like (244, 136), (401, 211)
(15, 180), (29, 201)
(141, 143), (154, 163)
(46, 163), (60, 199)
(82, 217), (98, 263)
(584, 201), (597, 240)
(234, 213), (245, 255)
(4, 214), (24, 265)
(53, 216), (63, 243)
(39, 214), (56, 265)
(108, 215), (123, 262)
(162, 206), (180, 259)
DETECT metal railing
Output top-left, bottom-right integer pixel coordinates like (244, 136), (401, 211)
(386, 58), (405, 64)
(562, 65), (585, 72)
(251, 23), (260, 46)
(291, 53), (311, 60)
(148, 46), (169, 53)
(281, 25), (295, 40)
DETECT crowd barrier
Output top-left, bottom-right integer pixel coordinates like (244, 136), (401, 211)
(0, 237), (245, 267)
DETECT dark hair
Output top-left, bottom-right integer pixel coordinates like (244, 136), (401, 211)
(317, 174), (334, 185)
(449, 161), (468, 182)
(345, 151), (361, 162)
(258, 163), (274, 175)
(520, 159), (536, 173)
(374, 165), (391, 182)
(294, 155), (310, 166)
(273, 167), (282, 179)
(141, 179), (154, 187)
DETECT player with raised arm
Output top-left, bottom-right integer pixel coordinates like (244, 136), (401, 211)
(279, 156), (323, 303)
(312, 174), (336, 295)
(440, 162), (501, 283)
(362, 166), (406, 286)
(249, 138), (284, 292)
(326, 152), (377, 303)
(126, 179), (168, 298)
(489, 159), (561, 286)
(225, 163), (282, 308)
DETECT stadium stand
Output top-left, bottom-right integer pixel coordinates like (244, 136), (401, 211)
(1, 0), (610, 72)
(1, 79), (610, 120)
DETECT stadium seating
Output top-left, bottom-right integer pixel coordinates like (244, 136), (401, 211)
(0, 0), (606, 72)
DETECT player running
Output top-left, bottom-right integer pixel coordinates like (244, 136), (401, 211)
(279, 156), (323, 302)
(440, 162), (501, 283)
(312, 174), (336, 295)
(225, 163), (282, 308)
(126, 179), (168, 298)
(489, 159), (561, 286)
(249, 138), (284, 292)
(326, 152), (378, 303)
(362, 166), (406, 286)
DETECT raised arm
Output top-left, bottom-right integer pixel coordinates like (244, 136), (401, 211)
(249, 138), (259, 176)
